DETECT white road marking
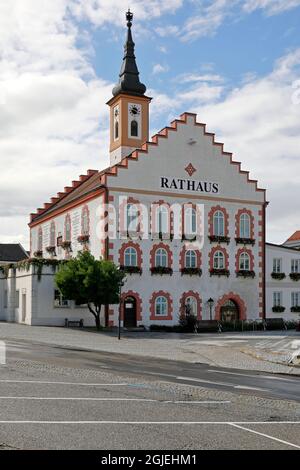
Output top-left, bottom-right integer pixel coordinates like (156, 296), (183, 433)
(0, 420), (297, 425)
(207, 369), (295, 381)
(0, 396), (231, 404)
(234, 385), (268, 392)
(0, 380), (131, 387)
(230, 423), (300, 450)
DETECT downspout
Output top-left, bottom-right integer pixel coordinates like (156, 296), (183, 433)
(262, 201), (268, 321)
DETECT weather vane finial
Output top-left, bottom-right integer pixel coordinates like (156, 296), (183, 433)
(126, 9), (133, 27)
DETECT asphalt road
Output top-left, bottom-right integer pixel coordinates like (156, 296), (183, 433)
(0, 339), (299, 450)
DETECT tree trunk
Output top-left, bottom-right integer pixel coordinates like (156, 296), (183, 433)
(87, 303), (102, 330)
(95, 313), (101, 331)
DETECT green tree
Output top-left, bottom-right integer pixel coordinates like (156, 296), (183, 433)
(55, 251), (125, 330)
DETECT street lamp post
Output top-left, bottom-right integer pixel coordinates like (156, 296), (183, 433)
(207, 297), (214, 321)
(118, 280), (124, 341)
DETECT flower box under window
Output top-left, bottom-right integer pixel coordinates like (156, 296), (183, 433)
(209, 235), (230, 244)
(291, 306), (300, 313)
(120, 265), (142, 275)
(61, 241), (72, 250)
(33, 250), (43, 258)
(235, 237), (255, 246)
(210, 268), (230, 277)
(271, 272), (286, 280)
(181, 268), (202, 276)
(150, 266), (173, 276)
(272, 306), (285, 313)
(45, 246), (56, 254)
(77, 234), (90, 244)
(236, 270), (256, 278)
(290, 273), (300, 281)
(182, 234), (197, 242)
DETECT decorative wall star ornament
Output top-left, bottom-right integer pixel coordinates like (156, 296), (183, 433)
(185, 163), (197, 177)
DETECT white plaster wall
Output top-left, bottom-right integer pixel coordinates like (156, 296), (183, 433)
(266, 244), (300, 321)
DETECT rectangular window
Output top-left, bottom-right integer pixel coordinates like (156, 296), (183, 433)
(291, 259), (300, 273)
(273, 258), (282, 273)
(15, 290), (20, 308)
(54, 289), (70, 308)
(292, 292), (300, 308)
(273, 292), (282, 307)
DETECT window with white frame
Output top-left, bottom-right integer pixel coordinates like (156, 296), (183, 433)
(239, 252), (250, 271)
(155, 296), (168, 316)
(213, 251), (225, 270)
(38, 228), (43, 251)
(54, 289), (70, 308)
(239, 213), (251, 238)
(213, 210), (225, 236)
(156, 205), (169, 234)
(273, 291), (282, 307)
(50, 222), (56, 246)
(291, 259), (300, 273)
(82, 207), (89, 235)
(124, 247), (137, 267)
(273, 258), (282, 273)
(126, 204), (139, 232)
(15, 290), (20, 309)
(185, 296), (197, 316)
(184, 207), (197, 236)
(292, 292), (300, 307)
(155, 248), (168, 267)
(65, 216), (71, 241)
(185, 250), (197, 268)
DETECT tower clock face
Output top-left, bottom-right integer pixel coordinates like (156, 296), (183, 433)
(129, 104), (141, 116)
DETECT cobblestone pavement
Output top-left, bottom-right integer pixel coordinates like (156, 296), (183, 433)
(0, 323), (299, 375)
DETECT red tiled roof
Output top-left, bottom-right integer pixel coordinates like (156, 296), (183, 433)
(286, 231), (300, 242)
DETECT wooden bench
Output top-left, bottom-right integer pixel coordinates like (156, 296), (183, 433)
(64, 318), (84, 328)
(196, 320), (222, 333)
(263, 318), (287, 331)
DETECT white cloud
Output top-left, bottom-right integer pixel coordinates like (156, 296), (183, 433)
(243, 0), (300, 15)
(152, 63), (170, 74)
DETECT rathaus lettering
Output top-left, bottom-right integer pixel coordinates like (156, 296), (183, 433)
(160, 176), (219, 194)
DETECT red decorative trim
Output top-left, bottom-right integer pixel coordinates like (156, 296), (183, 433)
(150, 291), (173, 321)
(235, 248), (254, 272)
(215, 292), (247, 321)
(120, 291), (142, 322)
(209, 246), (229, 271)
(235, 208), (254, 239)
(118, 241), (143, 267)
(179, 246), (202, 270)
(150, 243), (173, 269)
(180, 291), (202, 320)
(208, 206), (229, 237)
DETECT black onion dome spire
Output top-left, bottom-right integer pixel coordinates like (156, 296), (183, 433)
(112, 10), (146, 97)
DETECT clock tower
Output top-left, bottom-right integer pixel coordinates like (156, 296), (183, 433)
(107, 10), (152, 166)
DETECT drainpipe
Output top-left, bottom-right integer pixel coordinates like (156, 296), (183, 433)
(262, 201), (268, 321)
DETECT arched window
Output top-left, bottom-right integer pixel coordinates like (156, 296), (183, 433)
(38, 228), (43, 252)
(184, 207), (197, 236)
(239, 252), (250, 271)
(124, 247), (137, 267)
(185, 250), (197, 268)
(115, 121), (119, 140)
(213, 251), (225, 270)
(185, 296), (197, 316)
(240, 213), (250, 238)
(127, 204), (139, 232)
(213, 210), (224, 236)
(50, 222), (56, 247)
(65, 215), (71, 241)
(155, 248), (168, 267)
(82, 207), (89, 235)
(156, 205), (169, 234)
(131, 120), (138, 137)
(155, 296), (168, 316)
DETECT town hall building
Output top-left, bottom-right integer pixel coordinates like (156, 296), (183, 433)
(1, 11), (300, 327)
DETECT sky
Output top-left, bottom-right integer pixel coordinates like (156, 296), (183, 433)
(1, 0), (300, 249)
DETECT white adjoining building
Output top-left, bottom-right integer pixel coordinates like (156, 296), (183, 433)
(1, 12), (300, 327)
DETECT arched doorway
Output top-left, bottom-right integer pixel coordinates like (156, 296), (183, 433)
(124, 296), (137, 328)
(220, 299), (239, 322)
